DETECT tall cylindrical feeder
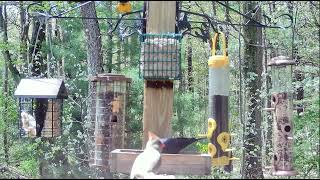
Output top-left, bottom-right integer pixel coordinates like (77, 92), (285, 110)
(207, 32), (233, 171)
(89, 74), (131, 171)
(268, 56), (297, 176)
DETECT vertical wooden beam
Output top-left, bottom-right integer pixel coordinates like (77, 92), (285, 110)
(142, 1), (176, 147)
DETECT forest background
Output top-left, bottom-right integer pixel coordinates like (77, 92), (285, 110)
(0, 1), (319, 179)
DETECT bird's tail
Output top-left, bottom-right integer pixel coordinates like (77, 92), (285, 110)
(195, 137), (207, 141)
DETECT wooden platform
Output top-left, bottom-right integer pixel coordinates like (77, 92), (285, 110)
(110, 149), (212, 175)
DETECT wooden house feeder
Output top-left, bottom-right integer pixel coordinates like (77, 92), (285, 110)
(14, 78), (68, 138)
(89, 74), (131, 171)
(267, 56), (298, 176)
(140, 33), (182, 80)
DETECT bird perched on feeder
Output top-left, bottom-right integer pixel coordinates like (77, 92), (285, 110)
(21, 111), (37, 137)
(130, 131), (166, 179)
(160, 137), (207, 154)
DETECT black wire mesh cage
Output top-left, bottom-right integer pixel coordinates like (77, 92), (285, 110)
(14, 79), (68, 138)
(139, 33), (182, 80)
(89, 73), (131, 169)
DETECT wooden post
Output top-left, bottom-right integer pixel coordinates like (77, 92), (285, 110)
(142, 1), (176, 147)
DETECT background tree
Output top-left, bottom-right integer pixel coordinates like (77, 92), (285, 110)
(241, 1), (264, 179)
(79, 1), (106, 178)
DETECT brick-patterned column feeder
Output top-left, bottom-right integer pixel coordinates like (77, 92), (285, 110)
(89, 74), (131, 171)
(267, 56), (298, 176)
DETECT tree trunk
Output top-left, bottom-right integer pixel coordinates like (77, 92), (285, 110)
(0, 5), (20, 84)
(129, 32), (139, 67)
(263, 22), (273, 167)
(80, 1), (106, 178)
(29, 16), (46, 77)
(186, 2), (193, 92)
(46, 17), (53, 77)
(186, 36), (193, 92)
(80, 2), (103, 76)
(56, 19), (65, 78)
(19, 1), (29, 77)
(123, 37), (129, 69)
(211, 1), (217, 17)
(241, 1), (264, 179)
(0, 5), (9, 165)
(116, 37), (121, 72)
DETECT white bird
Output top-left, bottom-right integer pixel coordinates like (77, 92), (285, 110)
(21, 111), (37, 136)
(130, 131), (166, 179)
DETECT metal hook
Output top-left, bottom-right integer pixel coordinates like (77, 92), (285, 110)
(178, 9), (218, 33)
(108, 10), (143, 35)
(216, 1), (293, 29)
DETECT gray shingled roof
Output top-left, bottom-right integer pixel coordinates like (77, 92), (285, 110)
(14, 79), (68, 99)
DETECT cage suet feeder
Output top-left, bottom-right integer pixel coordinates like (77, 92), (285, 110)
(267, 56), (298, 176)
(14, 78), (68, 138)
(140, 33), (182, 80)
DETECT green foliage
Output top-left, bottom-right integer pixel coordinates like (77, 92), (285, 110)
(293, 83), (319, 178)
(122, 67), (144, 148)
(19, 159), (39, 177)
(195, 141), (208, 153)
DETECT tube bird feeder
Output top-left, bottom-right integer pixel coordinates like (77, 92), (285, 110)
(207, 32), (235, 171)
(268, 56), (298, 176)
(89, 74), (131, 171)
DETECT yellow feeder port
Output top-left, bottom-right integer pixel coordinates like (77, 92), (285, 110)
(217, 132), (231, 152)
(225, 148), (236, 152)
(116, 1), (131, 14)
(198, 118), (216, 139)
(208, 32), (229, 68)
(208, 143), (217, 157)
(229, 157), (240, 160)
(208, 118), (216, 139)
